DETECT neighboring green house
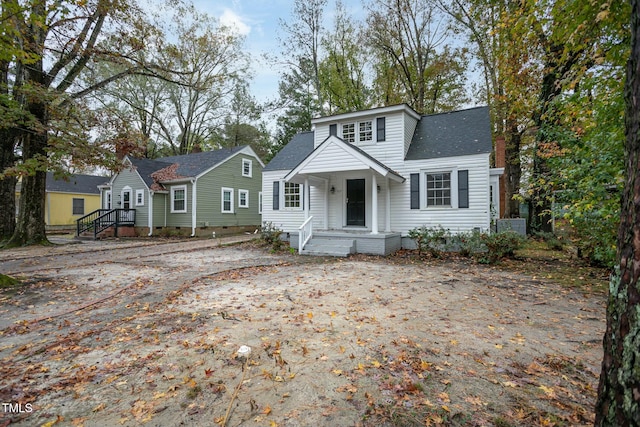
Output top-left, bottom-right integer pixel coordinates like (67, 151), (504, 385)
(99, 146), (264, 237)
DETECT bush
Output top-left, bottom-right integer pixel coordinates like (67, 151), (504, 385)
(456, 229), (485, 257)
(407, 225), (451, 258)
(260, 221), (285, 251)
(480, 230), (525, 264)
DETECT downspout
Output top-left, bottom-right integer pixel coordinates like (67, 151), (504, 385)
(191, 178), (197, 237)
(147, 190), (154, 236)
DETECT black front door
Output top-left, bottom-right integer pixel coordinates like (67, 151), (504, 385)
(346, 179), (365, 226)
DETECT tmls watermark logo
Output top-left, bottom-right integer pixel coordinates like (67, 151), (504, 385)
(2, 402), (33, 413)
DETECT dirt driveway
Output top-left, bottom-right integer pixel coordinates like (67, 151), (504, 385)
(0, 236), (605, 426)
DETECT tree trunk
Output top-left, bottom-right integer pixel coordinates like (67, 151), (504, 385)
(594, 0), (640, 423)
(0, 130), (17, 241)
(6, 135), (48, 247)
(504, 118), (521, 218)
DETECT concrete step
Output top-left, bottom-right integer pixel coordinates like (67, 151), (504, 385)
(301, 238), (355, 257)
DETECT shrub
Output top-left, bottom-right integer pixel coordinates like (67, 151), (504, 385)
(407, 225), (451, 258)
(260, 221), (285, 251)
(480, 230), (525, 264)
(456, 229), (486, 257)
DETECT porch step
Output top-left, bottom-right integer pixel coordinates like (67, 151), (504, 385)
(301, 238), (355, 257)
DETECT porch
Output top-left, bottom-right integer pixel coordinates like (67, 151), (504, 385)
(288, 228), (402, 257)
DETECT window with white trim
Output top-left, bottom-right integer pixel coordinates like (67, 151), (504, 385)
(135, 189), (145, 206)
(238, 189), (249, 208)
(342, 120), (374, 144)
(222, 187), (234, 213)
(105, 190), (112, 209)
(284, 182), (301, 208)
(171, 185), (187, 213)
(359, 121), (372, 142)
(258, 191), (263, 214)
(242, 159), (252, 177)
(342, 123), (355, 143)
(426, 172), (451, 207)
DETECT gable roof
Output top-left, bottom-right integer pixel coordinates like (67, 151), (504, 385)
(125, 145), (256, 189)
(46, 172), (107, 195)
(264, 132), (314, 171)
(406, 106), (492, 160)
(284, 135), (405, 183)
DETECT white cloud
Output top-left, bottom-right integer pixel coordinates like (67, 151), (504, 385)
(220, 9), (251, 36)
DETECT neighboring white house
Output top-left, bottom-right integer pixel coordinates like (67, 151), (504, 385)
(262, 104), (503, 256)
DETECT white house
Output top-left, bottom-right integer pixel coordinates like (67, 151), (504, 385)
(262, 104), (503, 256)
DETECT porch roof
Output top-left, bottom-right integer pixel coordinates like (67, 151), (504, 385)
(284, 135), (405, 183)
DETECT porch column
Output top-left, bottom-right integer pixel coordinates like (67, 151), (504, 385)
(304, 178), (310, 220)
(324, 180), (329, 230)
(385, 177), (391, 232)
(371, 173), (378, 234)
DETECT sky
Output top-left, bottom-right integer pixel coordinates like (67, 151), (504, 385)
(191, 0), (365, 107)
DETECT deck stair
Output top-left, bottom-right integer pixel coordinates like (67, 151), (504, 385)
(300, 237), (355, 257)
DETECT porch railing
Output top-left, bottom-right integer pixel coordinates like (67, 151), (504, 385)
(298, 216), (314, 253)
(76, 208), (136, 239)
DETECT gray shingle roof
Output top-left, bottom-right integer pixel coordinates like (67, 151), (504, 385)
(46, 172), (108, 195)
(406, 106), (492, 160)
(160, 146), (247, 176)
(264, 132), (314, 171)
(128, 146), (248, 188)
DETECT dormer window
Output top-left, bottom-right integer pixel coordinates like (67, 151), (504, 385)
(359, 121), (372, 142)
(342, 123), (355, 143)
(340, 119), (380, 144)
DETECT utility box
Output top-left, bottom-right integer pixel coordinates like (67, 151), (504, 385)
(496, 218), (527, 236)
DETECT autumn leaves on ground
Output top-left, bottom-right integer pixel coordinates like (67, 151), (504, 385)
(0, 236), (607, 426)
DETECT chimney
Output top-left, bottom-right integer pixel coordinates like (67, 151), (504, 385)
(495, 136), (506, 168)
(191, 144), (202, 153)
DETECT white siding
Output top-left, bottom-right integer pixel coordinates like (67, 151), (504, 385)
(262, 171), (306, 232)
(392, 153), (491, 234)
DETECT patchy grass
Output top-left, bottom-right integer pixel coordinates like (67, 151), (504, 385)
(504, 239), (610, 295)
(0, 274), (20, 288)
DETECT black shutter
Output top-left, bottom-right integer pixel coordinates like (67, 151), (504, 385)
(329, 124), (337, 136)
(458, 170), (469, 208)
(273, 181), (280, 210)
(410, 173), (420, 209)
(376, 117), (386, 142)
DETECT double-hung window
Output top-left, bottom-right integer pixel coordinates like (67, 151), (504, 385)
(342, 123), (355, 143)
(242, 159), (252, 177)
(171, 185), (187, 213)
(135, 189), (144, 206)
(359, 121), (372, 142)
(342, 120), (374, 144)
(284, 182), (301, 208)
(222, 187), (234, 213)
(426, 172), (451, 207)
(238, 189), (249, 208)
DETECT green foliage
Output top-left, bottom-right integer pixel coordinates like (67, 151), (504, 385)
(480, 231), (525, 264)
(260, 222), (285, 252)
(533, 231), (564, 251)
(407, 225), (451, 258)
(0, 274), (20, 288)
(408, 227), (525, 264)
(456, 229), (485, 257)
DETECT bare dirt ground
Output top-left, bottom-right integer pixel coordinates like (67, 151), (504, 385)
(0, 236), (606, 427)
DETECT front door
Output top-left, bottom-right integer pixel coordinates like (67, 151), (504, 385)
(122, 190), (131, 209)
(346, 179), (365, 226)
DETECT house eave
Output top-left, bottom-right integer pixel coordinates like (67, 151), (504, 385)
(311, 103), (421, 125)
